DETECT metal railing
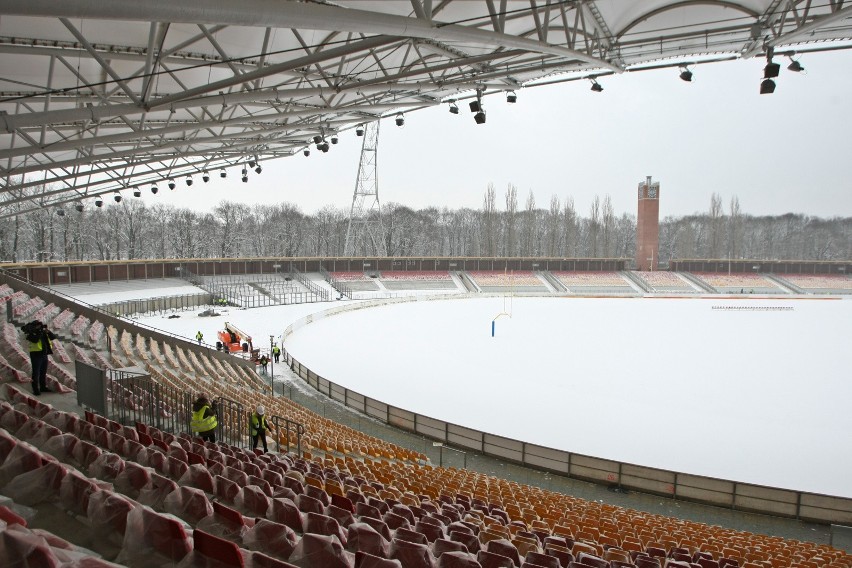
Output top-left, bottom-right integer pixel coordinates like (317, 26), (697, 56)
(270, 415), (304, 456)
(319, 265), (353, 299)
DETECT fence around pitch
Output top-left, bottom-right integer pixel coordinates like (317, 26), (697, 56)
(279, 296), (852, 526)
(98, 292), (214, 317)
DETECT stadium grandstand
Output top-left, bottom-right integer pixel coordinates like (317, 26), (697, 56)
(1, 0), (852, 565)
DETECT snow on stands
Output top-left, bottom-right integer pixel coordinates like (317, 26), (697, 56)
(631, 271), (696, 292)
(380, 271), (451, 281)
(468, 271), (547, 292)
(380, 271), (458, 292)
(692, 273), (786, 293)
(331, 272), (381, 292)
(781, 274), (852, 291)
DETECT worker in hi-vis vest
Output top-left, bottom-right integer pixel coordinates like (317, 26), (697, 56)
(195, 330), (203, 344)
(191, 394), (218, 443)
(250, 405), (272, 453)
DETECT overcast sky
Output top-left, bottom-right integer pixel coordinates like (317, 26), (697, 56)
(145, 50), (851, 220)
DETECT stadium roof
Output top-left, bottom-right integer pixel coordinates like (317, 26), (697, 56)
(1, 0), (850, 215)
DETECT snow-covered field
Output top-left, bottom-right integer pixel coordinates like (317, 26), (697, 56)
(79, 280), (851, 499)
(282, 295), (852, 498)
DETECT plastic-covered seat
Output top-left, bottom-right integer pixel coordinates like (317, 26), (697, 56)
(389, 537), (436, 568)
(115, 461), (152, 498)
(395, 527), (429, 546)
(179, 463), (215, 493)
(243, 518), (299, 560)
(41, 432), (78, 462)
(449, 530), (480, 555)
(477, 549), (515, 568)
(432, 538), (468, 558)
(192, 528), (245, 567)
(485, 539), (520, 567)
(0, 428), (17, 464)
(546, 547), (574, 568)
(249, 475), (274, 497)
(289, 533), (353, 568)
(383, 512), (411, 531)
(0, 524), (62, 566)
(71, 439), (103, 472)
(59, 469), (103, 516)
(0, 441), (44, 487)
(347, 522), (391, 558)
(355, 550), (402, 568)
(89, 451), (126, 481)
(87, 489), (136, 536)
(138, 471), (178, 510)
(437, 550), (480, 568)
(416, 520), (446, 543)
(296, 493), (326, 515)
(225, 465), (250, 486)
(196, 501), (250, 543)
(576, 553), (609, 568)
(306, 512), (348, 545)
(269, 497), (306, 533)
(166, 455), (189, 480)
(117, 505), (192, 564)
(235, 485), (272, 517)
(357, 501), (383, 521)
(1, 459), (67, 506)
(527, 551), (561, 568)
(163, 485), (213, 524)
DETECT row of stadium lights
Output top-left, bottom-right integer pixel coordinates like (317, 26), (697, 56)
(56, 59), (804, 215)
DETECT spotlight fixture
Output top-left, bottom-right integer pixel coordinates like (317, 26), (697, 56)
(248, 159), (256, 169)
(787, 59), (804, 72)
(474, 111), (486, 124)
(468, 101), (481, 113)
(506, 91), (517, 103)
(220, 169), (227, 178)
(56, 208), (65, 217)
(114, 193), (122, 203)
(242, 174), (248, 183)
(151, 184), (158, 194)
(75, 203), (84, 213)
(319, 142), (330, 152)
(242, 167), (247, 176)
(254, 165), (262, 174)
(95, 197), (104, 208)
(202, 171), (210, 183)
(590, 80), (603, 92)
(679, 67), (693, 82)
(356, 125), (364, 136)
(185, 176), (193, 187)
(331, 135), (338, 145)
(167, 178), (175, 190)
(395, 113), (405, 127)
(449, 101), (459, 114)
(760, 78), (776, 95)
(764, 62), (780, 79)
(133, 187), (141, 197)
(303, 149), (311, 157)
(313, 135), (323, 144)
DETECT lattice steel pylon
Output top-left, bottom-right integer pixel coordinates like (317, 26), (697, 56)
(344, 121), (387, 256)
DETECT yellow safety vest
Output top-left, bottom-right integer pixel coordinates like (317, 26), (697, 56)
(28, 335), (51, 353)
(191, 406), (217, 433)
(250, 413), (269, 436)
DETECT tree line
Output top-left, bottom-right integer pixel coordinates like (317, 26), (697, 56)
(1, 185), (849, 264)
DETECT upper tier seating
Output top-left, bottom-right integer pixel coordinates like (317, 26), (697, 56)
(689, 273), (786, 293)
(778, 275), (852, 292)
(630, 272), (695, 293)
(468, 271), (546, 291)
(552, 272), (630, 290)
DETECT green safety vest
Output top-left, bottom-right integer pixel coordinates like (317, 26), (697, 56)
(191, 406), (217, 433)
(250, 413), (269, 436)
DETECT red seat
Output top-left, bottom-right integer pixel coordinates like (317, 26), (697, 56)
(41, 432), (78, 462)
(224, 465), (249, 486)
(118, 506), (192, 564)
(437, 551), (480, 568)
(235, 485), (272, 517)
(215, 474), (240, 504)
(296, 493), (326, 515)
(486, 540), (520, 567)
(269, 497), (305, 533)
(355, 550), (401, 568)
(305, 512), (347, 545)
(289, 533), (353, 568)
(0, 525), (61, 566)
(108, 432), (128, 455)
(88, 490), (136, 536)
(179, 463), (215, 493)
(389, 538), (435, 568)
(249, 475), (273, 497)
(115, 461), (151, 498)
(59, 469), (103, 516)
(0, 428), (18, 464)
(433, 539), (468, 558)
(395, 527), (428, 546)
(477, 549), (515, 568)
(164, 485), (213, 524)
(526, 551), (561, 568)
(166, 455), (189, 480)
(242, 518), (299, 560)
(0, 441), (43, 485)
(262, 468), (283, 488)
(138, 472), (178, 510)
(193, 528), (245, 567)
(347, 522), (390, 558)
(89, 452), (126, 480)
(0, 409), (31, 436)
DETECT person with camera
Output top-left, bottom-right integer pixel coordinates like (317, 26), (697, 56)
(23, 320), (56, 396)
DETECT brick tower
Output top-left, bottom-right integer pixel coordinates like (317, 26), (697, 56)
(636, 176), (660, 271)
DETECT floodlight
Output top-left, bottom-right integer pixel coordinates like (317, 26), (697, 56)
(220, 169), (227, 178)
(303, 149), (311, 156)
(764, 62), (780, 79)
(590, 80), (603, 92)
(56, 208), (65, 217)
(506, 91), (517, 103)
(254, 165), (262, 174)
(787, 59), (804, 72)
(319, 142), (330, 152)
(395, 113), (404, 127)
(468, 101), (480, 112)
(95, 197), (103, 207)
(133, 187), (142, 197)
(185, 176), (193, 187)
(242, 174), (248, 183)
(474, 111), (486, 124)
(760, 78), (776, 94)
(679, 67), (693, 82)
(114, 193), (122, 203)
(75, 203), (84, 212)
(356, 125), (364, 136)
(331, 135), (338, 145)
(313, 135), (323, 144)
(167, 178), (175, 190)
(449, 101), (459, 114)
(202, 171), (210, 183)
(150, 184), (158, 194)
(248, 159), (256, 168)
